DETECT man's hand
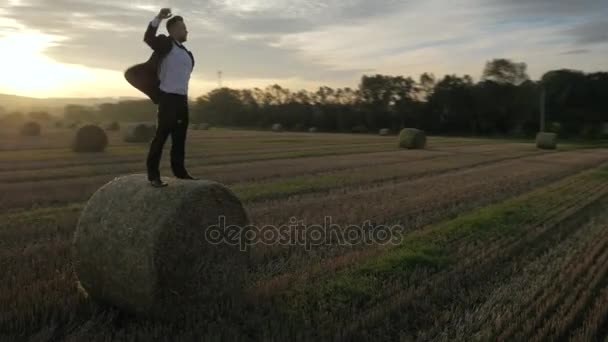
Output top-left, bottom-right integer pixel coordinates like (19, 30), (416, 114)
(157, 8), (172, 20)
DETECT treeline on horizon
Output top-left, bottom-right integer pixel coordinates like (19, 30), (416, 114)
(2, 59), (607, 138)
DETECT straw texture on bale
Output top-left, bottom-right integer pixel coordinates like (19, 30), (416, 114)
(20, 121), (41, 136)
(536, 132), (557, 150)
(398, 128), (426, 149)
(124, 123), (156, 143)
(379, 128), (391, 136)
(73, 125), (108, 152)
(271, 123), (283, 132)
(73, 174), (250, 320)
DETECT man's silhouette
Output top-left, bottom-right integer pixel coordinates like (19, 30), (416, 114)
(124, 8), (196, 187)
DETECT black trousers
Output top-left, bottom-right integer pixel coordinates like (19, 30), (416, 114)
(146, 91), (190, 180)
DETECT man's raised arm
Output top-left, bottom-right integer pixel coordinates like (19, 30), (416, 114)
(143, 8), (172, 52)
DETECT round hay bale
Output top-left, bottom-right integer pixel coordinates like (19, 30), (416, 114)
(73, 125), (108, 153)
(308, 127), (318, 133)
(602, 122), (608, 138)
(548, 122), (561, 134)
(379, 128), (391, 136)
(191, 122), (210, 130)
(124, 123), (156, 143)
(73, 174), (251, 319)
(398, 128), (426, 149)
(536, 132), (557, 150)
(105, 121), (120, 131)
(271, 123), (283, 132)
(20, 121), (41, 136)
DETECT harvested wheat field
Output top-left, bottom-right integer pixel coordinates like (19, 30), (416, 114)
(2, 128), (608, 341)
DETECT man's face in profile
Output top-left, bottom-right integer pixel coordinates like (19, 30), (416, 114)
(172, 20), (188, 42)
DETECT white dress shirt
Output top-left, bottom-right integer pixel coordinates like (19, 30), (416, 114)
(150, 17), (193, 96)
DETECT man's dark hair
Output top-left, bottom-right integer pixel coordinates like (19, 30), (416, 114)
(166, 16), (183, 32)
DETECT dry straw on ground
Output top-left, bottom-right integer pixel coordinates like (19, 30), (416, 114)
(73, 125), (108, 153)
(73, 174), (251, 320)
(536, 132), (557, 150)
(399, 128), (426, 149)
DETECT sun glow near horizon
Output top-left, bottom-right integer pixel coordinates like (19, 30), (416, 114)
(0, 30), (142, 98)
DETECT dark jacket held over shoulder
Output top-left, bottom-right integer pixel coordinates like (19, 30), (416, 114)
(124, 18), (195, 104)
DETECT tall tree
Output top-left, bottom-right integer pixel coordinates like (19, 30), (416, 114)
(482, 59), (529, 85)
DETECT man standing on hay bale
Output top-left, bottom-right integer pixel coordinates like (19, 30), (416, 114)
(124, 8), (197, 187)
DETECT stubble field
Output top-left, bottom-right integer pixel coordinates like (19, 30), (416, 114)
(2, 127), (608, 341)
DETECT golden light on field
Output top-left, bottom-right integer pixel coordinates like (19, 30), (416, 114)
(0, 31), (95, 97)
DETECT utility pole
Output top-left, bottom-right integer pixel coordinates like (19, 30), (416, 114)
(218, 71), (223, 88)
(539, 86), (546, 132)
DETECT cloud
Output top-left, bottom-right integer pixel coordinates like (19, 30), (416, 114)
(488, 0), (608, 16)
(271, 0), (608, 79)
(560, 49), (591, 55)
(1, 0), (607, 97)
(2, 0), (375, 81)
(568, 20), (608, 45)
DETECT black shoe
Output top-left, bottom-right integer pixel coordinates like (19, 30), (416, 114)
(150, 179), (168, 188)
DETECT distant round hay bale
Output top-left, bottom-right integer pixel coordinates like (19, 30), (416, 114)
(104, 121), (120, 131)
(308, 127), (318, 133)
(548, 122), (561, 134)
(73, 174), (251, 319)
(124, 123), (156, 143)
(68, 122), (81, 129)
(271, 123), (283, 132)
(20, 121), (41, 136)
(73, 125), (108, 153)
(398, 128), (426, 149)
(602, 122), (608, 138)
(379, 128), (391, 136)
(536, 132), (557, 150)
(192, 123), (210, 130)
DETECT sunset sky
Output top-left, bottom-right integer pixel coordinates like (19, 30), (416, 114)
(1, 0), (607, 98)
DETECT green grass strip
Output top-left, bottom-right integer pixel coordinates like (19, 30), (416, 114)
(275, 167), (608, 324)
